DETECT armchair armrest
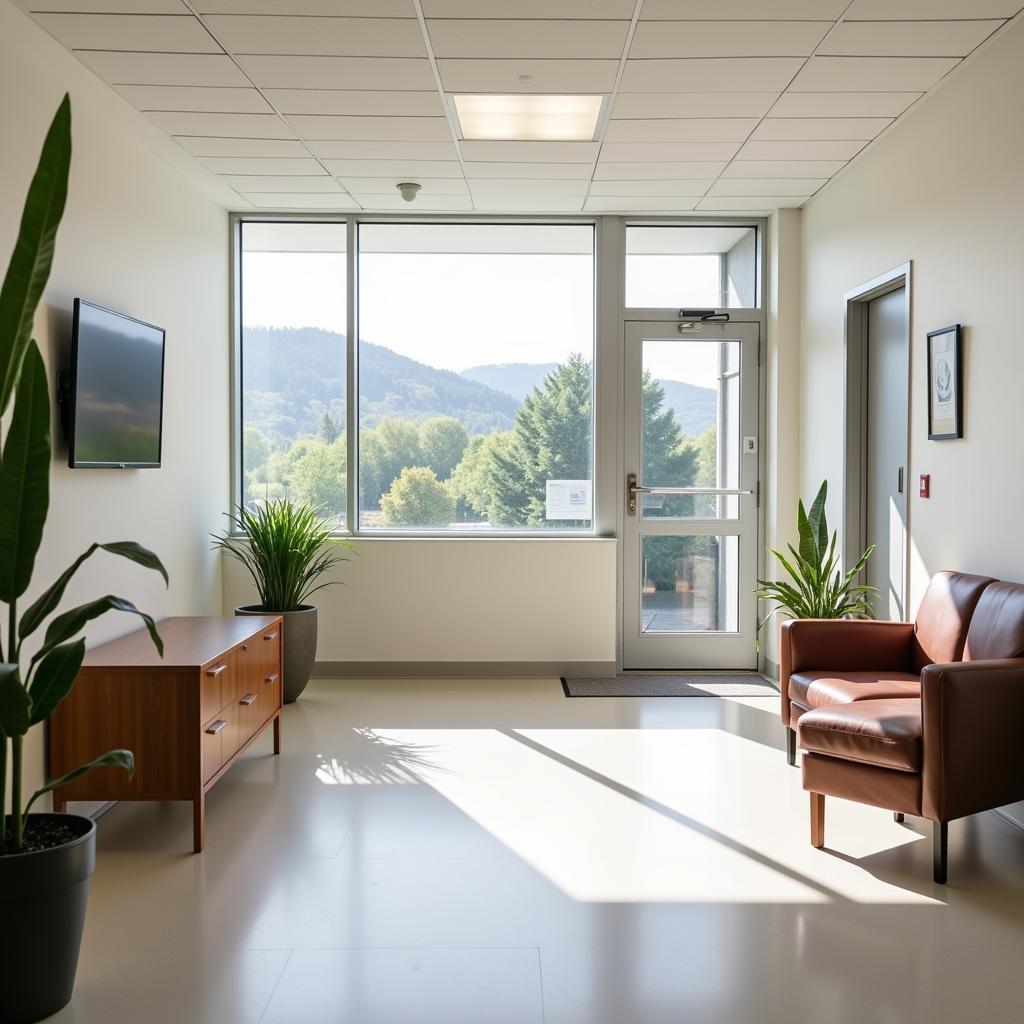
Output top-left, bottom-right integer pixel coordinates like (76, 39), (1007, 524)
(921, 658), (1024, 821)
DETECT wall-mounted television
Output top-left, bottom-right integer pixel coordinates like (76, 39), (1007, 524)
(67, 299), (165, 469)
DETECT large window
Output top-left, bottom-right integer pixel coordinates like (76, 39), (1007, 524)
(239, 220), (596, 533)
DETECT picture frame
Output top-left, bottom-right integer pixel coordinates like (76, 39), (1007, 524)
(927, 324), (962, 440)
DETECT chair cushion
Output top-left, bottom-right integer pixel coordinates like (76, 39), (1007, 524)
(964, 580), (1024, 661)
(799, 699), (923, 772)
(913, 570), (995, 670)
(788, 670), (921, 710)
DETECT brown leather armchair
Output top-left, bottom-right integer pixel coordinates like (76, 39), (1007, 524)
(780, 572), (1024, 882)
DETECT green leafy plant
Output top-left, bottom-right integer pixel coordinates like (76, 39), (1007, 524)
(213, 499), (353, 611)
(756, 480), (876, 633)
(1, 96), (168, 853)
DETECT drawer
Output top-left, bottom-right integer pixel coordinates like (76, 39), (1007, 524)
(201, 704), (238, 784)
(200, 656), (230, 723)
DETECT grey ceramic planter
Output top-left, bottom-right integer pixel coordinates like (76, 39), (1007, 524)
(236, 604), (317, 703)
(0, 813), (96, 1023)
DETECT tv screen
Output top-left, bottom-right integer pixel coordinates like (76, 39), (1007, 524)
(68, 299), (165, 469)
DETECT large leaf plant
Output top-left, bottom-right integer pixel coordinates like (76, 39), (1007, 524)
(1, 96), (168, 853)
(756, 480), (876, 634)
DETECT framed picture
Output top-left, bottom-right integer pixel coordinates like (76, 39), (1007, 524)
(927, 324), (962, 440)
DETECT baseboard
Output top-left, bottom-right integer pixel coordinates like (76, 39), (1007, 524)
(764, 658), (780, 684)
(995, 806), (1024, 834)
(315, 660), (616, 679)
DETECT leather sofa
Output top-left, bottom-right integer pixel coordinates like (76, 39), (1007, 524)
(779, 571), (1024, 882)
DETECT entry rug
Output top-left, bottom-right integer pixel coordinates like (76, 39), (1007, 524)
(562, 674), (779, 698)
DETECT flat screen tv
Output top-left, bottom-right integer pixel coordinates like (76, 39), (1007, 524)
(67, 299), (165, 469)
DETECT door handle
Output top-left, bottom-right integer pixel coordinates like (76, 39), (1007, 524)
(898, 467), (904, 494)
(626, 472), (652, 516)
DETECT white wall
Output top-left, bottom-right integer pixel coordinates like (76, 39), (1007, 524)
(1, 4), (230, 808)
(223, 539), (618, 670)
(799, 17), (1024, 820)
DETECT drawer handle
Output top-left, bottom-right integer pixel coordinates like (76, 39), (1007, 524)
(239, 693), (257, 706)
(206, 720), (227, 735)
(263, 631), (278, 641)
(206, 664), (227, 677)
(242, 643), (249, 651)
(264, 672), (279, 685)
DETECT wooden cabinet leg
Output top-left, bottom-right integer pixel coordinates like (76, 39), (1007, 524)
(810, 792), (825, 848)
(52, 792), (67, 813)
(193, 796), (205, 854)
(894, 811), (905, 823)
(273, 714), (281, 755)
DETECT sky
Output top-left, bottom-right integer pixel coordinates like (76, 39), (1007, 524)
(241, 248), (727, 389)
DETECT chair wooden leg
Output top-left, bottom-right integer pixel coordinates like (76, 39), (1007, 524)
(786, 727), (797, 766)
(810, 792), (825, 848)
(933, 821), (948, 885)
(894, 811), (905, 823)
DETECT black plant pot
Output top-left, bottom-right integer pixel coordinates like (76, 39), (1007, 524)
(0, 813), (96, 1023)
(236, 604), (317, 703)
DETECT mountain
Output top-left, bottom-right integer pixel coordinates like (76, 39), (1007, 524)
(242, 326), (519, 442)
(460, 362), (559, 401)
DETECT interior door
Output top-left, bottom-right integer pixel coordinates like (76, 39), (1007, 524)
(622, 321), (760, 670)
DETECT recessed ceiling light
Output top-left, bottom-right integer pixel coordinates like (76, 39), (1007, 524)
(452, 95), (604, 142)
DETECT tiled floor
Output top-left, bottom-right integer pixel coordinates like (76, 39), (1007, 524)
(51, 677), (1024, 1023)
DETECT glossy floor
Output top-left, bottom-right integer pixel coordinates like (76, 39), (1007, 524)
(51, 678), (1024, 1023)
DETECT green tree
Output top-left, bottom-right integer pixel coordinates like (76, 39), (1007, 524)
(289, 437), (347, 516)
(319, 411), (340, 444)
(420, 416), (469, 481)
(692, 425), (717, 487)
(359, 417), (423, 509)
(380, 466), (455, 527)
(449, 430), (515, 522)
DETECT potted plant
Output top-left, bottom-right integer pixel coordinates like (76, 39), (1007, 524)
(0, 97), (168, 1023)
(757, 479), (876, 631)
(213, 500), (352, 703)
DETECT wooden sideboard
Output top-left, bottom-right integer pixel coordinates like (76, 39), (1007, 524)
(49, 615), (283, 852)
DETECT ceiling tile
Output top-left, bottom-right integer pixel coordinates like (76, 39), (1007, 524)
(589, 179), (712, 196)
(199, 156), (326, 174)
(422, 1), (636, 16)
(611, 93), (778, 118)
(844, 0), (1019, 18)
(642, 0), (847, 17)
(76, 51), (249, 86)
(620, 57), (804, 93)
(205, 16), (425, 57)
(175, 136), (309, 157)
(114, 85), (271, 113)
(459, 141), (599, 163)
(462, 162), (592, 179)
(426, 19), (628, 59)
(601, 141), (741, 162)
(753, 117), (891, 141)
(697, 195), (808, 210)
(324, 159), (465, 178)
(15, 0), (187, 10)
(723, 159), (845, 177)
(265, 89), (443, 116)
(35, 12), (220, 52)
(284, 115), (451, 141)
(338, 177), (468, 195)
(819, 20), (1002, 57)
(707, 177), (826, 196)
(221, 175), (343, 192)
(630, 21), (829, 58)
(308, 141), (458, 160)
(467, 179), (590, 196)
(605, 118), (759, 142)
(437, 59), (619, 94)
(237, 55), (435, 90)
(790, 56), (960, 92)
(146, 111), (294, 139)
(771, 91), (921, 117)
(594, 160), (727, 179)
(475, 196), (585, 212)
(736, 139), (865, 160)
(241, 193), (360, 209)
(584, 196), (699, 211)
(196, 1), (413, 12)
(352, 194), (473, 211)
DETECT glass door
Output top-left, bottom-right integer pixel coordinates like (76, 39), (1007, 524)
(622, 321), (760, 670)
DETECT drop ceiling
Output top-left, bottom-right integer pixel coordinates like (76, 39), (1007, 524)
(13, 0), (1023, 215)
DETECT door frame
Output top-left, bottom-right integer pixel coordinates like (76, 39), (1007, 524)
(842, 262), (912, 609)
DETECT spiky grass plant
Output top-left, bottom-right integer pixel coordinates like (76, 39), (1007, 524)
(213, 500), (353, 611)
(757, 480), (876, 634)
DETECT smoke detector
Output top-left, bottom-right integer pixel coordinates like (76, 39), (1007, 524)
(397, 182), (422, 202)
